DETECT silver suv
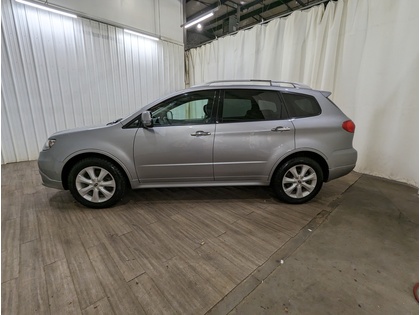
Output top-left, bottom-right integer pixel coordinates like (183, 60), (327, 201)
(38, 80), (357, 208)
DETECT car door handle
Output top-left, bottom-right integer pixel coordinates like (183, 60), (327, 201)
(271, 126), (291, 132)
(191, 131), (211, 137)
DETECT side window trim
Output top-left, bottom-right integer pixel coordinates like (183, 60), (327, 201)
(216, 90), (225, 124)
(122, 117), (141, 129)
(204, 89), (220, 124)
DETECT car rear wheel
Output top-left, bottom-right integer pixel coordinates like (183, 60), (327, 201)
(68, 158), (126, 208)
(272, 157), (323, 204)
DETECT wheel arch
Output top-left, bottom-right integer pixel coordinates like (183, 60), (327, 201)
(270, 150), (329, 184)
(61, 152), (131, 190)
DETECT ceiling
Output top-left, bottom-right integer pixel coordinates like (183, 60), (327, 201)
(185, 0), (330, 49)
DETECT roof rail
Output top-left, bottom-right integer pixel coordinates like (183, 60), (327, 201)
(271, 81), (311, 89)
(203, 79), (311, 89)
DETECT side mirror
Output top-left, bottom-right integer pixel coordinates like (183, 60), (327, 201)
(141, 111), (153, 128)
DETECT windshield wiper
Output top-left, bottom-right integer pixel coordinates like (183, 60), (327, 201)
(107, 118), (123, 125)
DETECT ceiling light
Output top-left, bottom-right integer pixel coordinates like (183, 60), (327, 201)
(124, 29), (159, 41)
(15, 0), (77, 18)
(197, 23), (202, 30)
(184, 12), (214, 29)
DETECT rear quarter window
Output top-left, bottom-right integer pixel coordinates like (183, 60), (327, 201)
(282, 93), (321, 118)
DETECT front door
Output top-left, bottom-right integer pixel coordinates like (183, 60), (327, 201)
(133, 90), (217, 183)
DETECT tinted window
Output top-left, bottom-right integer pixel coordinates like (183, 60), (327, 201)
(150, 91), (216, 126)
(282, 93), (321, 118)
(221, 90), (286, 123)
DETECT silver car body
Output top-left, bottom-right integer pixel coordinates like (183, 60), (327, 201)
(38, 81), (357, 200)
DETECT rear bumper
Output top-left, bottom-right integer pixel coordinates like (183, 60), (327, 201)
(327, 164), (356, 181)
(327, 148), (357, 181)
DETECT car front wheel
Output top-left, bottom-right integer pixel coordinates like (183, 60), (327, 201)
(68, 158), (126, 208)
(272, 157), (323, 204)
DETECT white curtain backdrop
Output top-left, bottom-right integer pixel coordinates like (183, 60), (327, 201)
(2, 0), (184, 164)
(186, 0), (419, 187)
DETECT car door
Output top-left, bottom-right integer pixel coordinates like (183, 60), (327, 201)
(213, 89), (295, 182)
(133, 90), (218, 183)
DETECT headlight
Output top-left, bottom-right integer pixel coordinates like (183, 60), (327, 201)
(43, 139), (56, 151)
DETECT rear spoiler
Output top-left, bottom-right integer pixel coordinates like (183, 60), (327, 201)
(320, 91), (332, 98)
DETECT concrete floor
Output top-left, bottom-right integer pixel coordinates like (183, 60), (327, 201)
(208, 175), (419, 314)
(1, 162), (359, 314)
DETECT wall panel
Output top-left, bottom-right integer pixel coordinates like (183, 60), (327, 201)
(42, 0), (183, 43)
(1, 0), (185, 164)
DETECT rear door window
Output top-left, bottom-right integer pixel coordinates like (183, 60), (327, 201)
(281, 93), (321, 118)
(220, 89), (287, 123)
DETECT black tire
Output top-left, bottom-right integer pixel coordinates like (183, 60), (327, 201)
(68, 157), (126, 208)
(272, 157), (323, 204)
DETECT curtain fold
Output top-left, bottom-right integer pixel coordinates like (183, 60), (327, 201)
(186, 0), (419, 186)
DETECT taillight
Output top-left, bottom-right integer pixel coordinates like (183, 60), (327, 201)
(342, 120), (355, 133)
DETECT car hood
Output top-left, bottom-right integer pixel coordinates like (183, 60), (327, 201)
(50, 124), (115, 138)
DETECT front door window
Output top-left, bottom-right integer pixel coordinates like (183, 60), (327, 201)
(151, 91), (216, 126)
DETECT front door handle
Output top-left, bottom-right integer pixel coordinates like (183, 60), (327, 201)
(191, 131), (211, 137)
(271, 126), (291, 132)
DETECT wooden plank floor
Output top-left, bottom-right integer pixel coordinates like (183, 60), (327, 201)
(1, 161), (360, 314)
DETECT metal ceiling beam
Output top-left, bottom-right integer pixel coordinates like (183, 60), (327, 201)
(188, 28), (216, 40)
(186, 0), (230, 23)
(280, 0), (293, 11)
(187, 0), (265, 28)
(203, 0), (267, 26)
(205, 0), (293, 32)
(240, 0), (287, 20)
(241, 0), (264, 11)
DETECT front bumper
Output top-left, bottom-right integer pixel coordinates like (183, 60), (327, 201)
(38, 150), (65, 190)
(39, 169), (64, 190)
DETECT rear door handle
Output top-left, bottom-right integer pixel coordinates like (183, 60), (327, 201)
(271, 126), (291, 132)
(191, 130), (211, 137)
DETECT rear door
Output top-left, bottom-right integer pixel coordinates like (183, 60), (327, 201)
(213, 89), (295, 182)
